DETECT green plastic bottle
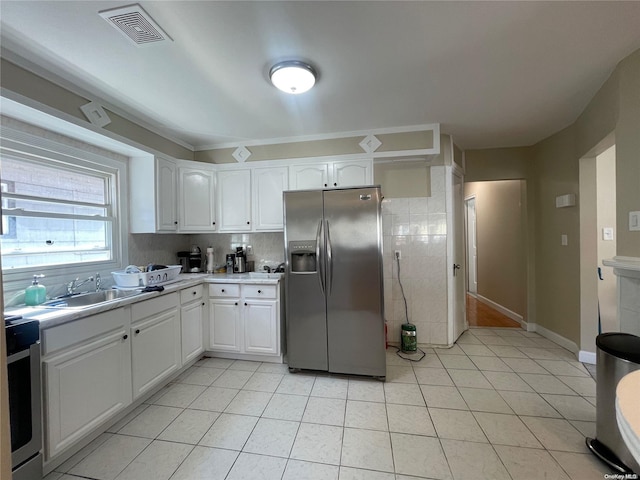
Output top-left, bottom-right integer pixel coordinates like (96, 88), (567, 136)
(25, 274), (47, 306)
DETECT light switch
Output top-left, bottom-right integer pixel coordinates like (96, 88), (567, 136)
(602, 227), (614, 241)
(630, 211), (640, 232)
(561, 234), (568, 246)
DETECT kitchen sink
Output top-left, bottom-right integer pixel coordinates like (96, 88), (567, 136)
(248, 272), (283, 279)
(43, 289), (142, 309)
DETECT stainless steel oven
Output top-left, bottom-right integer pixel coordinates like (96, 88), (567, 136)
(6, 315), (42, 480)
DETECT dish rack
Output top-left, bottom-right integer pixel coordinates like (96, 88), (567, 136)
(112, 265), (182, 287)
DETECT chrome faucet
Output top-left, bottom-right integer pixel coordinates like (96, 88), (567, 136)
(67, 276), (94, 295)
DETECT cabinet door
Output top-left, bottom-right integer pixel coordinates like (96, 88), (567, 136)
(178, 167), (216, 232)
(243, 300), (278, 355)
(252, 167), (288, 231)
(131, 308), (181, 399)
(332, 160), (372, 188)
(289, 164), (329, 190)
(209, 299), (242, 352)
(181, 300), (205, 364)
(217, 169), (251, 231)
(44, 330), (131, 459)
(156, 157), (178, 231)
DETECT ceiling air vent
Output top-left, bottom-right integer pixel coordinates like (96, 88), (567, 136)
(99, 4), (172, 47)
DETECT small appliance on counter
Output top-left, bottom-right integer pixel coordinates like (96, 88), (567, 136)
(234, 246), (247, 273)
(226, 253), (235, 274)
(177, 245), (203, 273)
(189, 245), (202, 272)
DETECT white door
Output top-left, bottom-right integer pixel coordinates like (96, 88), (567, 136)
(131, 309), (181, 399)
(465, 196), (478, 295)
(290, 164), (329, 190)
(44, 330), (131, 458)
(156, 157), (177, 231)
(332, 160), (372, 188)
(217, 169), (251, 231)
(209, 299), (242, 351)
(181, 300), (205, 364)
(452, 170), (467, 341)
(244, 301), (278, 355)
(178, 167), (216, 232)
(253, 166), (288, 230)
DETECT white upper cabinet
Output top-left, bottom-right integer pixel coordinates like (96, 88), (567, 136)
(252, 166), (288, 231)
(289, 163), (329, 190)
(289, 159), (372, 190)
(130, 156), (178, 233)
(332, 160), (372, 188)
(178, 164), (216, 232)
(217, 169), (252, 232)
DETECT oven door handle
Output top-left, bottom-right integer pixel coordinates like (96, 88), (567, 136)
(7, 348), (30, 364)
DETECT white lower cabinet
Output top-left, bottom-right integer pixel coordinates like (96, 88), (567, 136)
(131, 293), (181, 400)
(208, 281), (282, 359)
(180, 285), (206, 364)
(41, 290), (207, 470)
(243, 301), (278, 355)
(209, 299), (242, 352)
(43, 308), (131, 460)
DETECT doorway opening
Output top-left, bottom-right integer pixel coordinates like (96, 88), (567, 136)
(579, 140), (617, 363)
(464, 180), (527, 328)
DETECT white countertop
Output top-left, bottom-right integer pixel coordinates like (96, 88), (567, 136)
(6, 272), (282, 329)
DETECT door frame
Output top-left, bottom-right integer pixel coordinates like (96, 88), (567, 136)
(464, 195), (478, 296)
(447, 165), (467, 344)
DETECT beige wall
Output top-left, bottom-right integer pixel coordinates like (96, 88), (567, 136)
(465, 147), (532, 182)
(374, 161), (430, 198)
(464, 181), (526, 318)
(615, 49), (640, 257)
(0, 58), (194, 159)
(195, 137), (364, 164)
(195, 130), (436, 164)
(531, 49), (639, 346)
(465, 49), (639, 348)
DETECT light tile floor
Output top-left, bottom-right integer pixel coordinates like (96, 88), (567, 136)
(44, 328), (613, 480)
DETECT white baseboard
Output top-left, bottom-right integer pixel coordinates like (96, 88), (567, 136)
(476, 294), (525, 327)
(579, 350), (597, 364)
(530, 324), (579, 354)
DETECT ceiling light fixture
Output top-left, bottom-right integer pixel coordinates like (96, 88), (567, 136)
(269, 60), (317, 94)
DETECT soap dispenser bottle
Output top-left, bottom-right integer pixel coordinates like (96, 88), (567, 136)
(25, 274), (47, 306)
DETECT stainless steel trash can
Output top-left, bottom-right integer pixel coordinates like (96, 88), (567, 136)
(586, 332), (640, 474)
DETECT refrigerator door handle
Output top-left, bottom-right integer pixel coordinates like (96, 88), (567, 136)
(326, 220), (333, 295)
(316, 219), (325, 295)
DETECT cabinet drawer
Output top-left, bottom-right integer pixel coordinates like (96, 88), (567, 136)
(42, 308), (127, 356)
(131, 292), (178, 322)
(180, 284), (204, 304)
(209, 283), (240, 298)
(243, 284), (277, 299)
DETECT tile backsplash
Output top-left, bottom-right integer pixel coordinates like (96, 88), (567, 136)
(382, 166), (449, 346)
(190, 232), (285, 272)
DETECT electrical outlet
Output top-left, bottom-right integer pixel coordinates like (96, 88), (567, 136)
(246, 245), (253, 255)
(561, 234), (568, 246)
(395, 250), (401, 259)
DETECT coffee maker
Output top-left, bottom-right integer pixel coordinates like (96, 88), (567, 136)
(233, 246), (246, 273)
(177, 245), (202, 273)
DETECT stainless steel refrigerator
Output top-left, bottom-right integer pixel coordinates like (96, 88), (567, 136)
(284, 186), (386, 378)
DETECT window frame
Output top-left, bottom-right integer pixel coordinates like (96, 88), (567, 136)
(1, 124), (129, 291)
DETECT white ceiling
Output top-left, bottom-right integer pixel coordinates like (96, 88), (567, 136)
(1, 1), (640, 151)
